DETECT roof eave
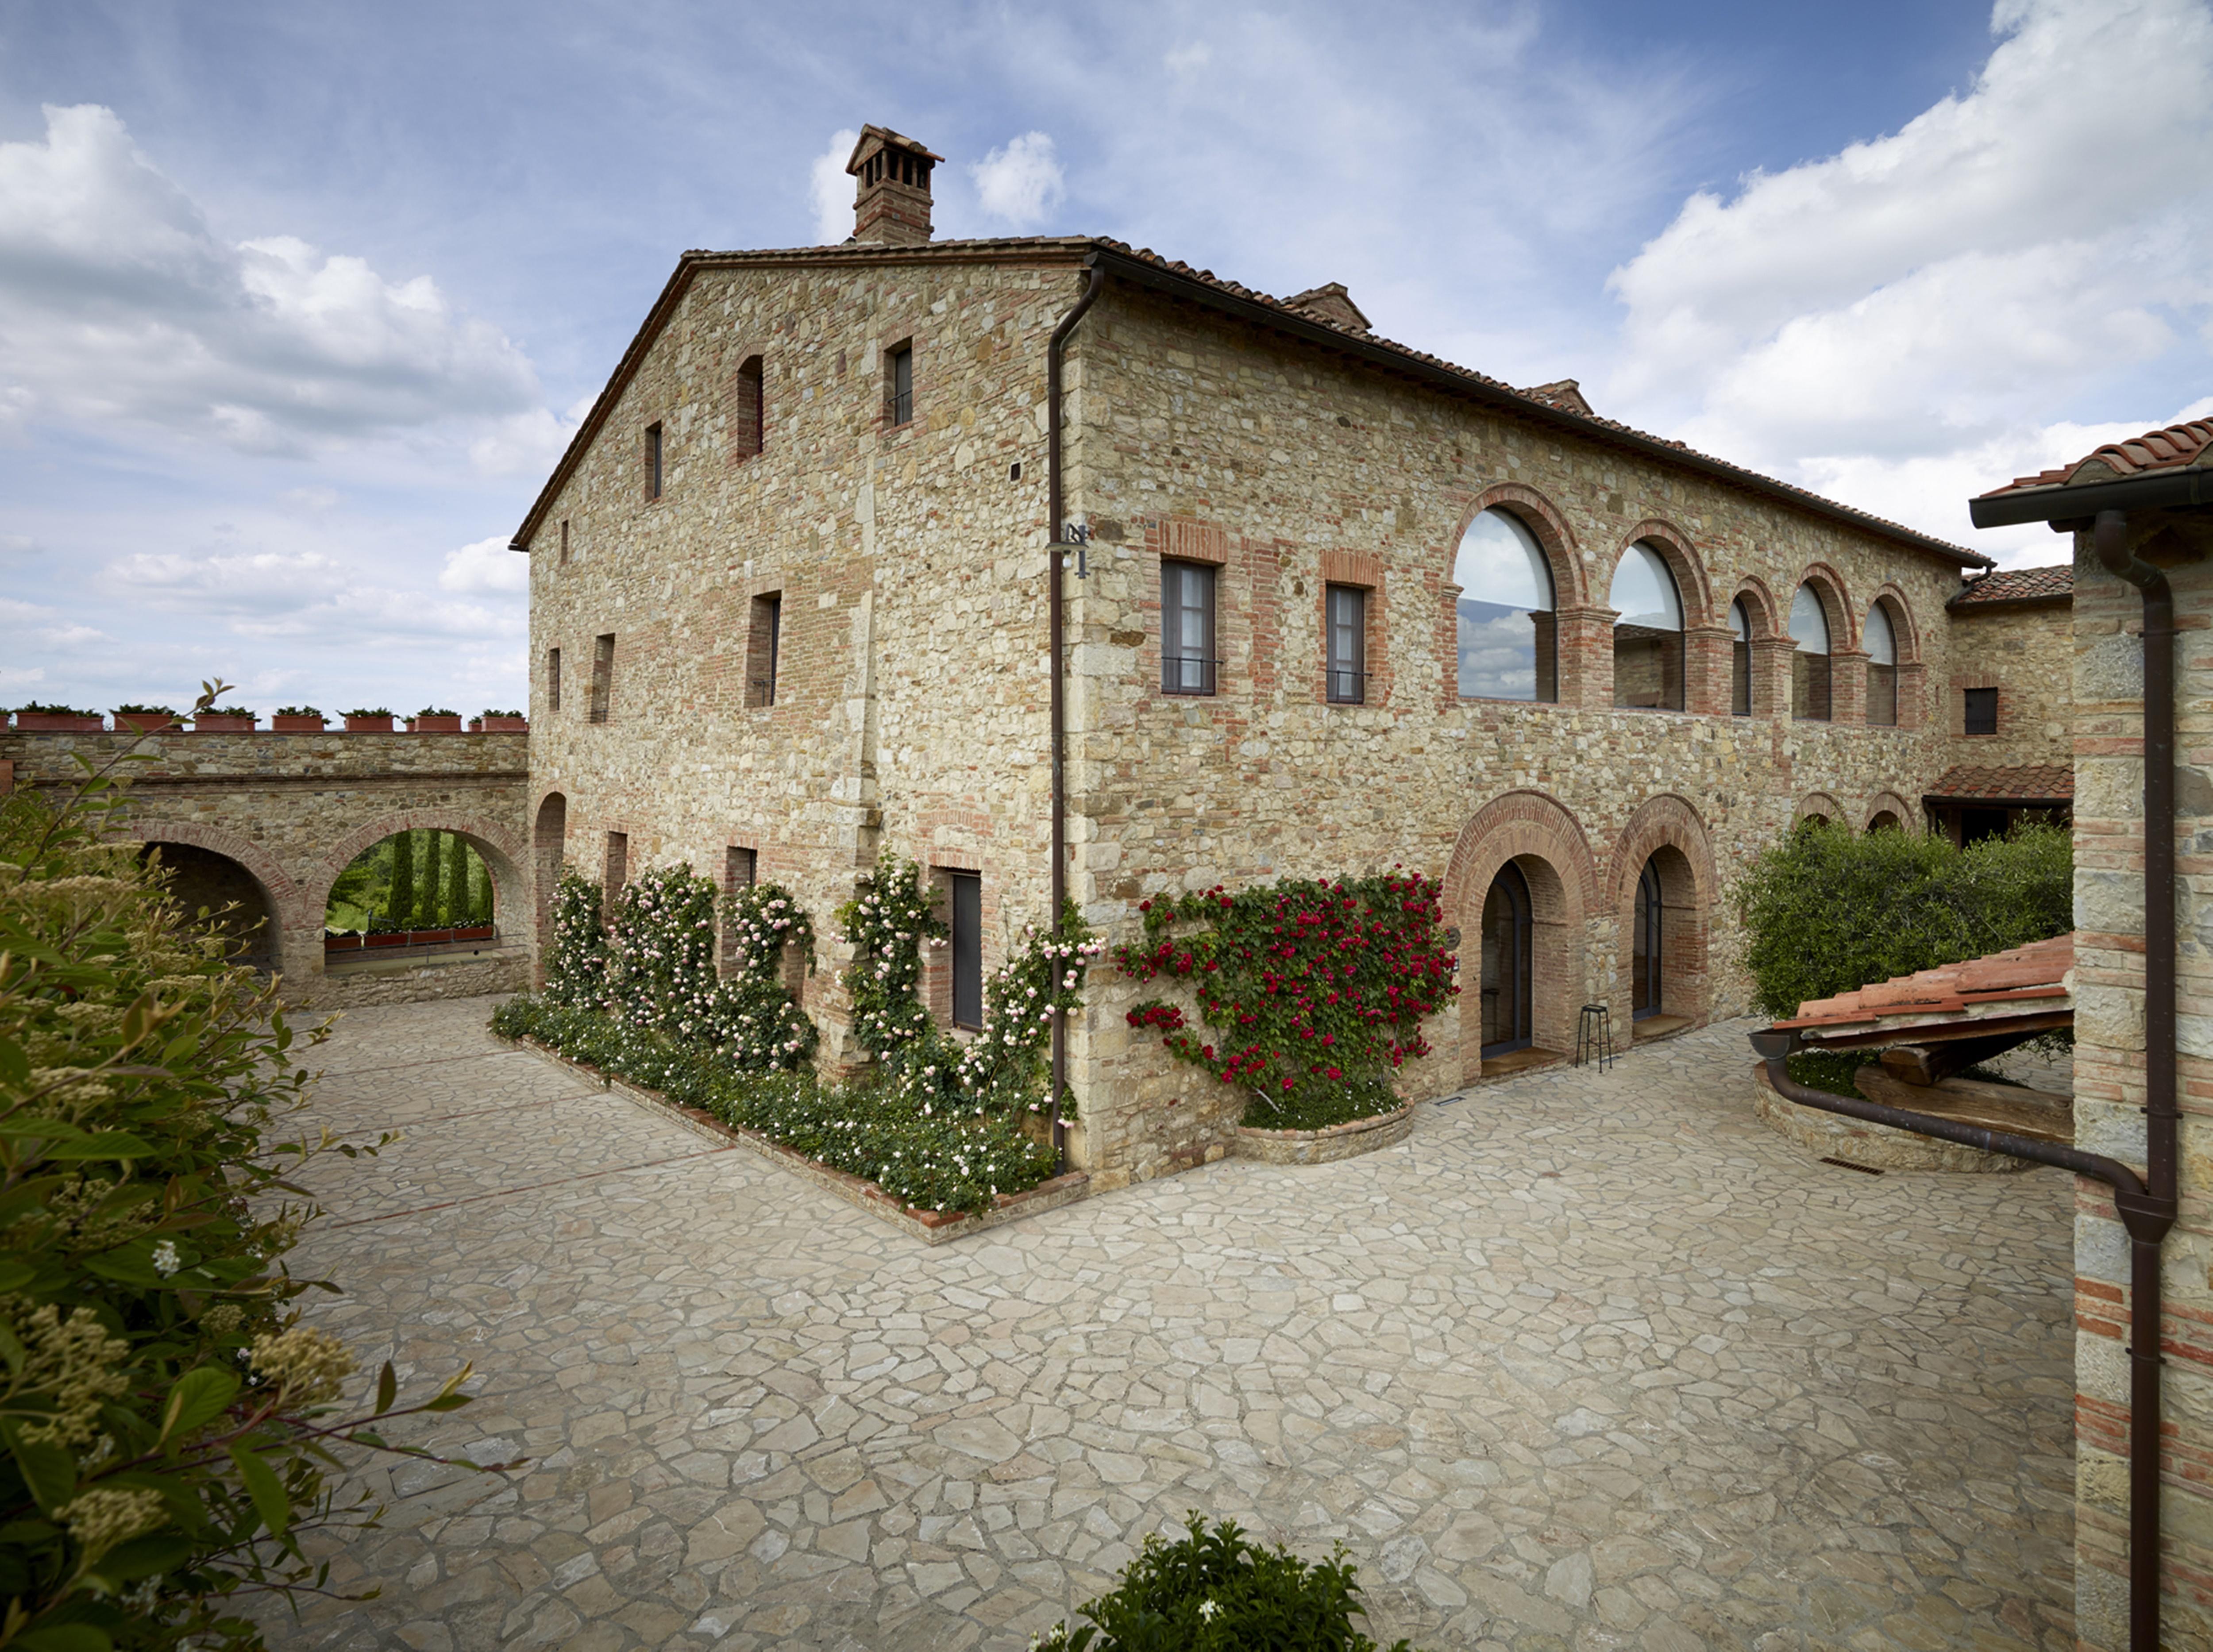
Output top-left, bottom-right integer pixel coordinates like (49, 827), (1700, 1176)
(1970, 465), (2213, 528)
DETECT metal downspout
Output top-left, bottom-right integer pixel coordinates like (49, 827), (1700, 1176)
(2094, 507), (2178, 1652)
(1045, 258), (1106, 1170)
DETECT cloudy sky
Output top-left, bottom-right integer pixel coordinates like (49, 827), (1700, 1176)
(2, 0), (2209, 717)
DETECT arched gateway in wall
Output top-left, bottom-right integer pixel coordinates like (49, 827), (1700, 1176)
(1443, 791), (1597, 1083)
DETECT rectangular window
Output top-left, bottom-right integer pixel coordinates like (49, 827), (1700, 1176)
(747, 593), (782, 708)
(645, 422), (663, 499)
(1731, 639), (1750, 716)
(547, 647), (562, 712)
(559, 519), (571, 563)
(605, 831), (628, 899)
(1326, 584), (1365, 704)
(1161, 559), (1217, 695)
(1964, 685), (1998, 736)
(590, 633), (614, 724)
(733, 356), (763, 458)
(885, 341), (914, 427)
(949, 870), (982, 1030)
(1867, 663), (1898, 727)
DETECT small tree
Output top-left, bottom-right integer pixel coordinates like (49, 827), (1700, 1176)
(386, 830), (414, 929)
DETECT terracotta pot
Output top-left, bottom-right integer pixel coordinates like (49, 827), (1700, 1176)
(409, 927), (456, 945)
(114, 713), (179, 732)
(479, 716), (528, 732)
(271, 715), (325, 732)
(413, 714), (463, 733)
(454, 925), (495, 941)
(344, 715), (394, 732)
(324, 934), (362, 952)
(365, 932), (408, 949)
(14, 712), (106, 732)
(191, 715), (254, 732)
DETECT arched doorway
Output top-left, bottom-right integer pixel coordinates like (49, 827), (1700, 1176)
(1480, 862), (1533, 1057)
(534, 793), (567, 982)
(1632, 856), (1663, 1020)
(142, 842), (275, 970)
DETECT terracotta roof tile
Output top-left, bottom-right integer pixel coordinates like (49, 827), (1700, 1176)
(1776, 934), (2073, 1032)
(1926, 764), (2074, 802)
(1950, 564), (2071, 607)
(1982, 417), (2213, 499)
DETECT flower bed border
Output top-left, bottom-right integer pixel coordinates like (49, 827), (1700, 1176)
(506, 1035), (1091, 1244)
(1234, 1101), (1415, 1165)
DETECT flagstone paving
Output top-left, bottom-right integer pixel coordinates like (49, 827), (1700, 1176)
(259, 995), (2076, 1651)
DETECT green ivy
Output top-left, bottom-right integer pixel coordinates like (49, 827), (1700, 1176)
(1115, 871), (1457, 1129)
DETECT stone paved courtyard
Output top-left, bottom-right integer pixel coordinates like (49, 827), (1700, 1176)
(262, 995), (2077, 1652)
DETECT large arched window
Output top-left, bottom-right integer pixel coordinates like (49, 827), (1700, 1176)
(1455, 510), (1556, 701)
(1728, 598), (1753, 716)
(1610, 543), (1683, 710)
(1790, 583), (1831, 721)
(1864, 601), (1898, 726)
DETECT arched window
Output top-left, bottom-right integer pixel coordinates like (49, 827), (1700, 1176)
(1864, 601), (1898, 726)
(1455, 510), (1556, 701)
(1729, 598), (1753, 716)
(1610, 543), (1683, 710)
(1789, 583), (1831, 721)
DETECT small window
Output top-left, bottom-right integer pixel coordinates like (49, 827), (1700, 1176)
(1161, 559), (1217, 695)
(1326, 584), (1366, 704)
(590, 633), (614, 724)
(547, 647), (562, 712)
(605, 831), (628, 898)
(1729, 599), (1751, 716)
(733, 356), (763, 459)
(1789, 584), (1831, 722)
(1964, 686), (1998, 736)
(559, 519), (571, 564)
(885, 342), (914, 427)
(949, 870), (982, 1029)
(722, 846), (757, 967)
(645, 422), (663, 499)
(748, 593), (782, 709)
(1865, 602), (1898, 727)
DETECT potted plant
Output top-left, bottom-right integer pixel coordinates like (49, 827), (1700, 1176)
(272, 704), (326, 732)
(112, 703), (180, 732)
(343, 707), (395, 732)
(323, 931), (363, 952)
(191, 705), (256, 732)
(12, 702), (105, 732)
(454, 924), (496, 942)
(475, 708), (528, 732)
(413, 705), (463, 733)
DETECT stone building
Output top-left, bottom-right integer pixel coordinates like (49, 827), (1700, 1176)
(1970, 418), (2213, 1651)
(511, 124), (2064, 1188)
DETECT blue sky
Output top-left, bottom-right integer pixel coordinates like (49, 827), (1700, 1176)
(2, 0), (2209, 717)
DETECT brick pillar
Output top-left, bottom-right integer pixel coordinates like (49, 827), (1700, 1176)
(1553, 605), (1616, 709)
(1830, 648), (1868, 725)
(1893, 661), (1926, 730)
(1749, 637), (1796, 720)
(1683, 625), (1734, 717)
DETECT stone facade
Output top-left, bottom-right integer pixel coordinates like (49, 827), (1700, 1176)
(512, 229), (2070, 1193)
(0, 729), (529, 1007)
(1945, 586), (2075, 765)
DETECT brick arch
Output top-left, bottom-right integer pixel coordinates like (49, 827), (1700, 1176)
(1796, 791), (1846, 827)
(1443, 790), (1596, 1078)
(1605, 795), (1716, 1030)
(1790, 561), (1858, 652)
(1865, 581), (1922, 662)
(1727, 574), (1781, 636)
(124, 822), (308, 974)
(312, 811), (529, 937)
(1448, 482), (1587, 606)
(1864, 789), (1916, 832)
(1605, 519), (1714, 629)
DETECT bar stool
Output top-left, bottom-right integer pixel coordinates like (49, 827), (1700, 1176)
(1575, 1003), (1615, 1071)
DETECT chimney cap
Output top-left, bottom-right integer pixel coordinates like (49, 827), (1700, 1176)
(1284, 282), (1372, 335)
(846, 125), (946, 175)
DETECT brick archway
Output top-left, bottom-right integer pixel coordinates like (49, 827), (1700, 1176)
(125, 822), (309, 974)
(1865, 789), (1916, 832)
(312, 811), (530, 940)
(1796, 792), (1846, 827)
(1605, 795), (1716, 1031)
(1444, 791), (1596, 1080)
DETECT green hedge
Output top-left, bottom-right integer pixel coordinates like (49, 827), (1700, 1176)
(1735, 820), (2072, 1021)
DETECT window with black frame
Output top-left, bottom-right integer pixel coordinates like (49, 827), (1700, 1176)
(1161, 559), (1217, 695)
(1729, 599), (1752, 716)
(1610, 543), (1684, 709)
(948, 870), (982, 1029)
(1789, 584), (1831, 720)
(1454, 509), (1555, 701)
(1326, 584), (1365, 703)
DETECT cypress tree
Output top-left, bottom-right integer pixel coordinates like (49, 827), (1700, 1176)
(444, 835), (467, 926)
(386, 831), (413, 930)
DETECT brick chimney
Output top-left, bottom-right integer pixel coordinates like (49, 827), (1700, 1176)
(1284, 282), (1372, 335)
(847, 126), (944, 246)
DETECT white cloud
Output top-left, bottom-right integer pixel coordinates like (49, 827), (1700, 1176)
(809, 127), (861, 245)
(969, 132), (1065, 227)
(1164, 42), (1211, 76)
(1603, 0), (2213, 556)
(439, 533), (528, 594)
(468, 392), (591, 476)
(0, 104), (542, 453)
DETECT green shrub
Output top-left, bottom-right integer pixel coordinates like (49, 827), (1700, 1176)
(0, 693), (493, 1649)
(1735, 820), (2072, 1020)
(1034, 1513), (1420, 1652)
